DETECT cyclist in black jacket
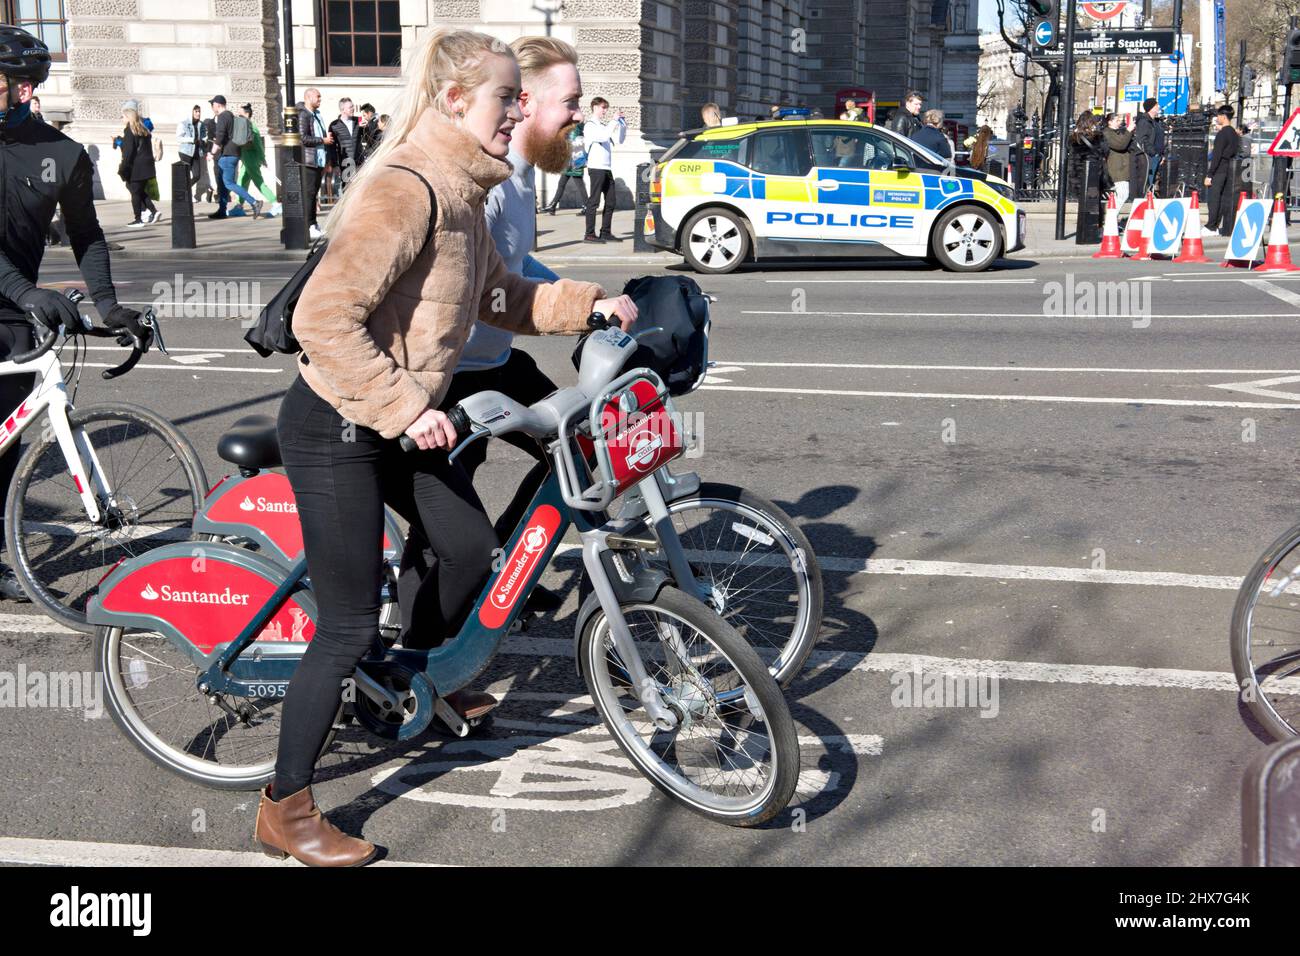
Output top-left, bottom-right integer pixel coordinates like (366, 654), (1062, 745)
(0, 24), (148, 600)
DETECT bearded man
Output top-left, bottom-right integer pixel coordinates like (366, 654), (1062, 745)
(395, 36), (586, 677)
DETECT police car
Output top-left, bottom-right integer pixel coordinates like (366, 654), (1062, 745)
(645, 118), (1025, 274)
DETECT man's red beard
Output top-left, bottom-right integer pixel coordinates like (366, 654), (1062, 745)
(522, 120), (576, 174)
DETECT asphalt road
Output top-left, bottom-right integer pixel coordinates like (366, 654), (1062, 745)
(0, 248), (1295, 866)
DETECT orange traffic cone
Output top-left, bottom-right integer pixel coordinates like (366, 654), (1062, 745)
(1093, 192), (1123, 259)
(1222, 191), (1253, 268)
(1129, 190), (1156, 261)
(1254, 194), (1299, 273)
(1174, 191), (1211, 263)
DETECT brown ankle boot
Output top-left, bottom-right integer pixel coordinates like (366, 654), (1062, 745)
(254, 784), (377, 867)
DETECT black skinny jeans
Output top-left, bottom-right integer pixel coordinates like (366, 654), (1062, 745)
(397, 348), (557, 641)
(272, 374), (498, 797)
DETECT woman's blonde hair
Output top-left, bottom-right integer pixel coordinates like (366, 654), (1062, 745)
(327, 28), (513, 232)
(123, 108), (148, 138)
(923, 109), (944, 127)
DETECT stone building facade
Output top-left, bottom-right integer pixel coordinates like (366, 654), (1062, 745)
(24, 0), (980, 203)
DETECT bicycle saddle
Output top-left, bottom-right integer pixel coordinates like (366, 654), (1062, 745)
(218, 414), (282, 471)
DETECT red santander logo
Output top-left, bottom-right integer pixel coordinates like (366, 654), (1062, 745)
(479, 505), (561, 629)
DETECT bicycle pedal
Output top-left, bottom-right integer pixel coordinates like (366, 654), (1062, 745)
(433, 697), (470, 737)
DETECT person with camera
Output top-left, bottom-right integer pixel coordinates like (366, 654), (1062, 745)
(0, 24), (151, 601)
(582, 95), (625, 242)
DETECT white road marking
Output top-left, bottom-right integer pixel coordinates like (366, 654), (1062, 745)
(763, 278), (1036, 285)
(496, 638), (1290, 695)
(544, 544), (1242, 591)
(714, 361), (1300, 375)
(1243, 277), (1300, 309)
(79, 363), (281, 374)
(0, 836), (441, 867)
(741, 310), (1288, 319)
(169, 353), (229, 365)
(697, 383), (1300, 409)
(1209, 374), (1300, 402)
(78, 346), (238, 353)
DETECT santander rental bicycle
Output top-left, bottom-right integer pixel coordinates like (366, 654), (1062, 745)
(89, 324), (800, 826)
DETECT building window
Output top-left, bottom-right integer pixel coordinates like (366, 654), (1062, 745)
(321, 0), (401, 75)
(4, 0), (67, 61)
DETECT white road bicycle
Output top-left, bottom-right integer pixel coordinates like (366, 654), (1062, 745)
(2, 289), (208, 632)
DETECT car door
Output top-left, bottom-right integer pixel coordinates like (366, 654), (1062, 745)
(745, 127), (819, 245)
(808, 125), (927, 252)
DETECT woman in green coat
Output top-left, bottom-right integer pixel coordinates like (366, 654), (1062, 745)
(237, 103), (276, 207)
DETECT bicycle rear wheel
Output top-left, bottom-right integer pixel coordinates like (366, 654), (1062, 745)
(578, 587), (799, 826)
(6, 403), (209, 632)
(1231, 521), (1300, 740)
(637, 483), (823, 687)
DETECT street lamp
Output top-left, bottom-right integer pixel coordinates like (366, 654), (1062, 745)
(533, 0), (564, 36)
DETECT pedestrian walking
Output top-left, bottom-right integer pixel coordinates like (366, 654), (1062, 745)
(329, 97), (363, 189)
(912, 109), (953, 162)
(236, 103), (276, 212)
(542, 113), (587, 214)
(701, 102), (721, 127)
(206, 94), (262, 220)
(887, 90), (923, 139)
(966, 125), (994, 171)
(177, 104), (211, 198)
(118, 100), (160, 228)
(1204, 105), (1241, 237)
(297, 88), (330, 240)
(582, 95), (625, 242)
(1102, 112), (1133, 210)
(357, 103), (380, 165)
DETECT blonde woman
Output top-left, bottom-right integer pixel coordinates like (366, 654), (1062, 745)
(256, 28), (637, 867)
(117, 100), (159, 226)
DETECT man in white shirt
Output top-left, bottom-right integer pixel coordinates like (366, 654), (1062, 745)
(582, 96), (625, 241)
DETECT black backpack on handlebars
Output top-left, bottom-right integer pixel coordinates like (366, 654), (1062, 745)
(572, 274), (711, 396)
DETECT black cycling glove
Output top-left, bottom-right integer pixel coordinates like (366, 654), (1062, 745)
(104, 305), (150, 352)
(16, 286), (85, 335)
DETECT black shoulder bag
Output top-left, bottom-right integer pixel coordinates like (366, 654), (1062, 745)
(244, 164), (438, 357)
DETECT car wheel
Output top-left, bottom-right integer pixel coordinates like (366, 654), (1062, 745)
(931, 204), (1002, 272)
(681, 208), (750, 275)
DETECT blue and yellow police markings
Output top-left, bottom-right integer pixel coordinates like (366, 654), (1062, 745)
(920, 175), (975, 210)
(662, 159), (758, 200)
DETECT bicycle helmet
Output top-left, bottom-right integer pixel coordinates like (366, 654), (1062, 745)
(0, 24), (52, 86)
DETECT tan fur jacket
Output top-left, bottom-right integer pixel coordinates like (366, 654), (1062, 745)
(293, 107), (603, 438)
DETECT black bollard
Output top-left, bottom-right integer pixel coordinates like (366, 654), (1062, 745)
(1075, 158), (1102, 245)
(278, 144), (307, 250)
(171, 160), (196, 249)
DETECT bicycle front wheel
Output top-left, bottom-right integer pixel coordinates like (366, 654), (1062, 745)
(7, 403), (209, 632)
(579, 587), (799, 826)
(1231, 521), (1300, 740)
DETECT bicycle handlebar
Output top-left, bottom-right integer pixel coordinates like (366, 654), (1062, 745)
(398, 403), (475, 454)
(10, 288), (160, 380)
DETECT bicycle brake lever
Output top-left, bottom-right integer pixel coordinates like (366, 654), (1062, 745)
(143, 310), (167, 355)
(447, 427), (490, 464)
